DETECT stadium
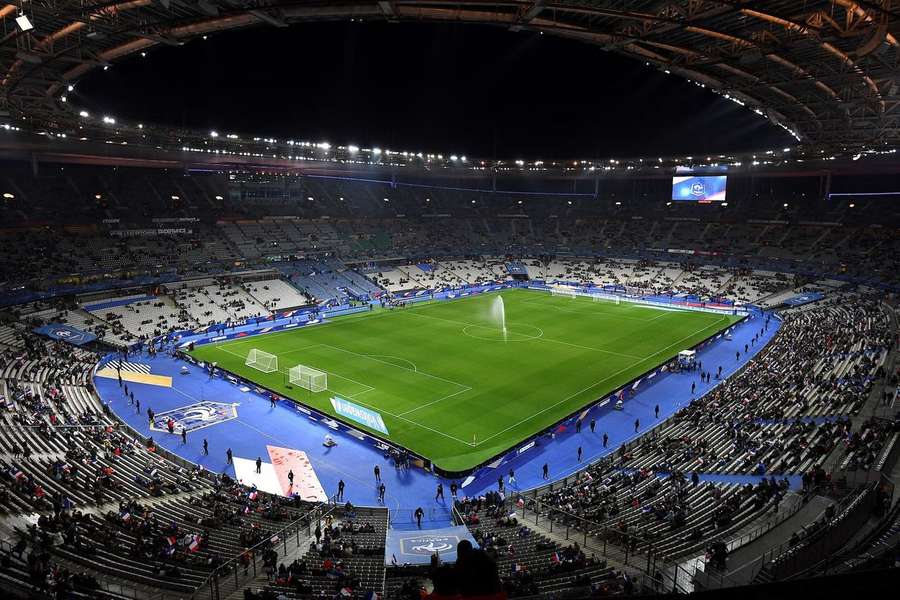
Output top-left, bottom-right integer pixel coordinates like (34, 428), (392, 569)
(0, 2), (899, 600)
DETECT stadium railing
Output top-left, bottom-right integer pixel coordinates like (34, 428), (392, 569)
(0, 538), (188, 600)
(758, 480), (888, 583)
(195, 493), (341, 600)
(509, 494), (673, 590)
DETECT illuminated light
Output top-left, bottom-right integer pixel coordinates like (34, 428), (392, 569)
(202, 35), (208, 40)
(450, 155), (458, 161)
(517, 200), (523, 205)
(666, 201), (672, 206)
(567, 201), (572, 205)
(721, 202), (728, 207)
(515, 160), (524, 166)
(102, 116), (115, 124)
(60, 95), (67, 102)
(347, 145), (359, 153)
(307, 196), (314, 201)
(215, 195), (224, 200)
(783, 203), (789, 208)
(339, 197), (344, 201)
(209, 131), (218, 138)
(2, 192), (14, 199)
(140, 52), (146, 57)
(425, 198), (430, 202)
(471, 200), (476, 204)
(615, 201), (622, 206)
(103, 65), (109, 71)
(171, 195), (180, 200)
(138, 124), (143, 129)
(849, 203), (855, 208)
(372, 147), (382, 155)
(461, 156), (467, 162)
(318, 142), (331, 150)
(94, 193), (102, 199)
(383, 198), (390, 202)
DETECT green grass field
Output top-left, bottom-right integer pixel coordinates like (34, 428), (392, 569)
(188, 289), (741, 472)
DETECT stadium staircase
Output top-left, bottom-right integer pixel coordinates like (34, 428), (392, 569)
(691, 494), (833, 589)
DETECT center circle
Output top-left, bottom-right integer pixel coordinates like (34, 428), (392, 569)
(462, 323), (544, 342)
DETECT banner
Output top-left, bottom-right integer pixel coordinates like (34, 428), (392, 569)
(110, 228), (192, 237)
(386, 525), (479, 566)
(330, 396), (389, 435)
(33, 323), (97, 346)
(782, 292), (825, 307)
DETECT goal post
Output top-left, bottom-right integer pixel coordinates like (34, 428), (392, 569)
(289, 364), (328, 393)
(550, 286), (577, 299)
(592, 293), (620, 305)
(245, 348), (278, 373)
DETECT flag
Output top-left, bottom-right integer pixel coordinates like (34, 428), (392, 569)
(248, 490), (258, 501)
(188, 534), (202, 552)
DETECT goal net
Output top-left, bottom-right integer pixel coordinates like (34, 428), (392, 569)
(289, 364), (328, 393)
(550, 286), (577, 299)
(245, 349), (278, 373)
(592, 293), (621, 305)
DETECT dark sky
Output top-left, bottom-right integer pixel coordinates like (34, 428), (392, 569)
(76, 21), (792, 159)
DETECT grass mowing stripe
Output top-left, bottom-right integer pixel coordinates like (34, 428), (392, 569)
(188, 288), (742, 471)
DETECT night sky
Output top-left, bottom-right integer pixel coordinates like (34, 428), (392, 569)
(75, 21), (792, 159)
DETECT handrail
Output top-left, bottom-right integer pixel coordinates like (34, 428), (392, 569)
(194, 492), (341, 599)
(0, 537), (183, 600)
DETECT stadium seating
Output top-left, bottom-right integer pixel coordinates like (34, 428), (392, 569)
(0, 162), (898, 599)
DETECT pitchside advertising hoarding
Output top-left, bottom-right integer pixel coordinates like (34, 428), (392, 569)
(330, 396), (389, 435)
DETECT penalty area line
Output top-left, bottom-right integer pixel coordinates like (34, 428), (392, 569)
(472, 315), (732, 447)
(201, 345), (474, 448)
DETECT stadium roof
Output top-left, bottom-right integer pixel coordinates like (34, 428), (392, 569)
(2, 1), (900, 158)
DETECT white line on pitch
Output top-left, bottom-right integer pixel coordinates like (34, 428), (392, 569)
(205, 342), (473, 447)
(403, 306), (643, 360)
(318, 343), (472, 392)
(397, 385), (473, 417)
(473, 315), (731, 446)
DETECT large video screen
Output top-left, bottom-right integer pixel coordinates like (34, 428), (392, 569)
(671, 175), (728, 202)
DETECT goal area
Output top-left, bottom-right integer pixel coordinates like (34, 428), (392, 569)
(289, 364), (328, 393)
(245, 348), (278, 373)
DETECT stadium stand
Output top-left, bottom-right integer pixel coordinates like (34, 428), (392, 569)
(0, 162), (897, 600)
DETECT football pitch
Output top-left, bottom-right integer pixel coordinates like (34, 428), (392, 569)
(188, 289), (742, 472)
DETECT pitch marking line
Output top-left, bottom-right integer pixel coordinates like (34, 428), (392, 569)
(317, 343), (473, 393)
(519, 296), (658, 322)
(362, 354), (418, 372)
(214, 345), (377, 397)
(397, 385), (473, 417)
(473, 314), (731, 447)
(403, 307), (644, 360)
(207, 343), (475, 447)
